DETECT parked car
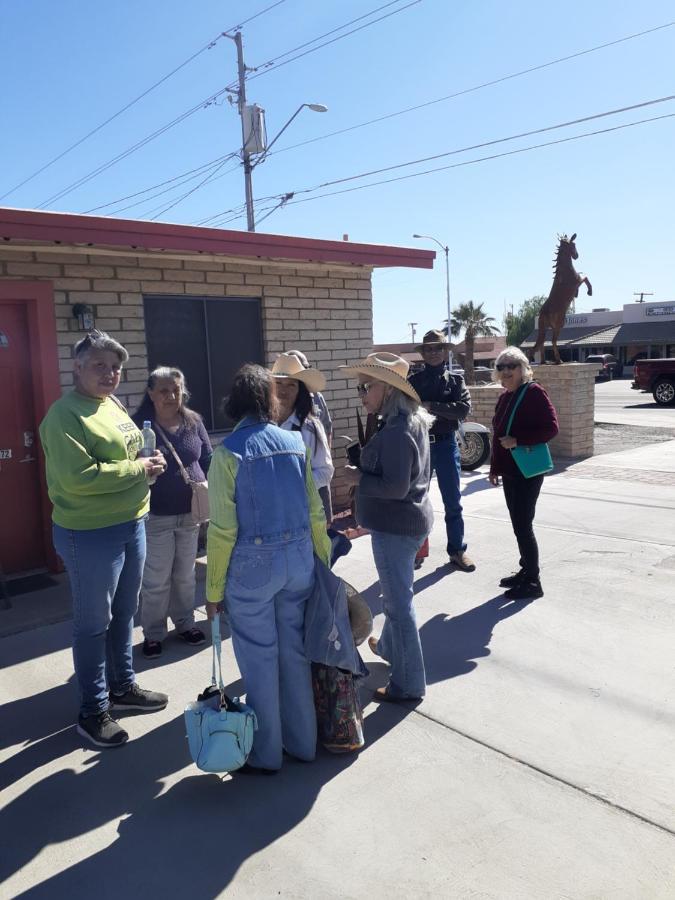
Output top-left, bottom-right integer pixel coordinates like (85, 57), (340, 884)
(586, 354), (619, 380)
(632, 358), (675, 406)
(472, 366), (494, 383)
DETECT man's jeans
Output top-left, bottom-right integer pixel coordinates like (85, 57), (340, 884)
(371, 531), (427, 699)
(141, 513), (199, 642)
(53, 518), (146, 717)
(227, 535), (317, 770)
(430, 437), (466, 555)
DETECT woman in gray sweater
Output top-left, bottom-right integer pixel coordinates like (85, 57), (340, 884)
(342, 353), (433, 703)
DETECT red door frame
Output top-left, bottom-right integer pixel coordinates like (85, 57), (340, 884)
(0, 281), (61, 572)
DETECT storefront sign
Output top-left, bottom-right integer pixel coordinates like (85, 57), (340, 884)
(646, 305), (675, 317)
(564, 316), (589, 325)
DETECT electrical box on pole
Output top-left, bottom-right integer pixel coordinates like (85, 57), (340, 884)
(242, 104), (267, 155)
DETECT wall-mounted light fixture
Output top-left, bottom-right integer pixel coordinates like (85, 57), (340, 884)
(72, 303), (95, 331)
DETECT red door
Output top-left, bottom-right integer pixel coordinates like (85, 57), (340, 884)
(0, 303), (46, 573)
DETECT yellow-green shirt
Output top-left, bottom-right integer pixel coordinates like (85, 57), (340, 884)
(39, 390), (149, 530)
(206, 444), (331, 603)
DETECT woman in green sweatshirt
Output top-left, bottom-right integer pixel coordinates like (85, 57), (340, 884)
(39, 330), (169, 749)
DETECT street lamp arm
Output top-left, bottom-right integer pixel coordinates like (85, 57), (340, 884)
(251, 105), (305, 170)
(412, 233), (448, 253)
(251, 103), (327, 170)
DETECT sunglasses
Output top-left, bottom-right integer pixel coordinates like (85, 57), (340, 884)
(356, 382), (377, 396)
(421, 345), (445, 353)
(496, 363), (520, 372)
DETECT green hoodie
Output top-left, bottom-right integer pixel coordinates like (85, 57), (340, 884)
(39, 391), (149, 530)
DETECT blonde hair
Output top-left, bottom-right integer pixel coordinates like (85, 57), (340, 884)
(492, 346), (533, 383)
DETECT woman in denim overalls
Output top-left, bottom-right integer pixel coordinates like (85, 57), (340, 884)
(206, 365), (331, 773)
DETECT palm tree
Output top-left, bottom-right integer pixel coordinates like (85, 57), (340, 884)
(445, 301), (500, 384)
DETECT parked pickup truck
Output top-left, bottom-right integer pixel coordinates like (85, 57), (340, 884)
(631, 358), (675, 406)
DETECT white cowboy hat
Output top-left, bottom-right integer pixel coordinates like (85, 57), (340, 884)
(271, 352), (326, 393)
(339, 352), (421, 403)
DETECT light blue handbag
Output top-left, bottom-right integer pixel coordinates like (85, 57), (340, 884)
(505, 383), (554, 478)
(184, 619), (257, 773)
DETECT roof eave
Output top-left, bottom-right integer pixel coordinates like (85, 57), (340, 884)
(0, 207), (435, 270)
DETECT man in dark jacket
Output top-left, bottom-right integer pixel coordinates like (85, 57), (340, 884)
(408, 330), (476, 571)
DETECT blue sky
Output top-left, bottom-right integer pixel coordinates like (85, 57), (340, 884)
(1, 0), (674, 342)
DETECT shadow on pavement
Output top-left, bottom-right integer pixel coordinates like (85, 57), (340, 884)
(420, 594), (534, 684)
(2, 683), (415, 898)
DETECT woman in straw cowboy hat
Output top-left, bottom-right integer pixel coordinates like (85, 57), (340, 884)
(272, 352), (334, 522)
(341, 352), (434, 703)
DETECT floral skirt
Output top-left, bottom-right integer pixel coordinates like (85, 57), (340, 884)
(311, 663), (365, 754)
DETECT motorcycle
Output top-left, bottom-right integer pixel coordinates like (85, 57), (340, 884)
(457, 421), (491, 470)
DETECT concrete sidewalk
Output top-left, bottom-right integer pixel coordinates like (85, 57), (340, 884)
(1, 445), (674, 899)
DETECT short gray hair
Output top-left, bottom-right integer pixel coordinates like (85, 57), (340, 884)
(74, 330), (129, 363)
(492, 346), (533, 383)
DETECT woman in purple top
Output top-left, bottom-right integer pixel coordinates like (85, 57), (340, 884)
(133, 367), (212, 658)
(489, 347), (559, 600)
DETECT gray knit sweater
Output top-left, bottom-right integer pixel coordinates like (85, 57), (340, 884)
(355, 411), (433, 537)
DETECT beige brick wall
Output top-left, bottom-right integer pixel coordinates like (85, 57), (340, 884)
(468, 363), (598, 460)
(0, 245), (374, 510)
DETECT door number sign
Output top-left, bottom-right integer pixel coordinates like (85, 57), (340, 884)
(0, 449), (12, 460)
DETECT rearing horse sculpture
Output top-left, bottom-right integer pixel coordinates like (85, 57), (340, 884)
(532, 233), (593, 365)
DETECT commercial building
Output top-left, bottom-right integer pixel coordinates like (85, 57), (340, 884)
(0, 207), (433, 575)
(522, 301), (675, 369)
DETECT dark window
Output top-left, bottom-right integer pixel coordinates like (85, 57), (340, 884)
(143, 294), (263, 430)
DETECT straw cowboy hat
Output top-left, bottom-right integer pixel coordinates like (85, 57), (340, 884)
(414, 328), (449, 353)
(271, 352), (326, 393)
(340, 352), (421, 403)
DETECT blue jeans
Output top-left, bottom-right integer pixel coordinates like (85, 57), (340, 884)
(226, 536), (317, 770)
(431, 437), (466, 555)
(371, 531), (427, 699)
(53, 518), (146, 717)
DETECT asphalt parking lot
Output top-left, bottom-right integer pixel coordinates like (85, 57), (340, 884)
(594, 376), (675, 429)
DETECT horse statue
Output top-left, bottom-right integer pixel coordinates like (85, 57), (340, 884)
(532, 232), (593, 365)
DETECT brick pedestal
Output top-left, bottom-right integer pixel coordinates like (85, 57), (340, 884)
(467, 363), (598, 459)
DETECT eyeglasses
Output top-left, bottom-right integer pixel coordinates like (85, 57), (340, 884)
(496, 363), (520, 372)
(356, 382), (376, 396)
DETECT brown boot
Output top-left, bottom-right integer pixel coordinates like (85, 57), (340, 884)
(448, 551), (476, 572)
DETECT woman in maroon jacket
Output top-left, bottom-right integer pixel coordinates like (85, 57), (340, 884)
(489, 347), (559, 599)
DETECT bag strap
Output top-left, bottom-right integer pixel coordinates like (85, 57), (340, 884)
(154, 422), (191, 486)
(211, 617), (225, 693)
(505, 383), (530, 436)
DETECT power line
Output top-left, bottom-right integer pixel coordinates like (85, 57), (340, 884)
(148, 156), (238, 220)
(24, 0), (418, 212)
(245, 0), (422, 85)
(36, 85), (234, 209)
(287, 93), (675, 196)
(268, 19), (675, 158)
(82, 155), (232, 213)
(202, 93), (675, 224)
(0, 0), (289, 204)
(279, 112), (675, 211)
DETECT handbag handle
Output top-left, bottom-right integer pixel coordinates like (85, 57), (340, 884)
(211, 617), (226, 693)
(154, 422), (191, 487)
(504, 383), (530, 436)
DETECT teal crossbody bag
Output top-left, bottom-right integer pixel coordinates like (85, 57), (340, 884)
(504, 383), (554, 478)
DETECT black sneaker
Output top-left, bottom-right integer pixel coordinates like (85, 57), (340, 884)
(77, 711), (128, 748)
(142, 639), (162, 659)
(504, 579), (543, 600)
(499, 569), (525, 588)
(179, 627), (206, 646)
(109, 683), (169, 712)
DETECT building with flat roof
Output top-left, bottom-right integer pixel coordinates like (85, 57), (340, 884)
(0, 207), (433, 575)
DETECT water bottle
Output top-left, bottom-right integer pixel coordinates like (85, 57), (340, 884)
(140, 420), (157, 485)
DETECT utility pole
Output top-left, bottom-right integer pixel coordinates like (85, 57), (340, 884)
(633, 291), (653, 303)
(408, 322), (418, 344)
(229, 31), (255, 232)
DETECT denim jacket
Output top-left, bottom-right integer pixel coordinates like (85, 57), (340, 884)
(206, 417), (331, 603)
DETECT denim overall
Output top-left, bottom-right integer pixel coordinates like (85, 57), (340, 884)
(224, 419), (317, 770)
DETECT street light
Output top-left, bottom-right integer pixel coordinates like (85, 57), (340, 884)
(243, 103), (327, 230)
(412, 234), (451, 340)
